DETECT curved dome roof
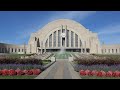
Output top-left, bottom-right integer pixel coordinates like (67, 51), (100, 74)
(37, 19), (88, 34)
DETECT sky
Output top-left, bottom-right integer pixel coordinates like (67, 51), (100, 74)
(0, 11), (120, 45)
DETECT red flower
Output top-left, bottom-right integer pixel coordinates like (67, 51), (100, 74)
(9, 69), (17, 76)
(15, 69), (24, 75)
(90, 70), (98, 76)
(97, 70), (106, 77)
(85, 70), (91, 76)
(31, 69), (41, 75)
(112, 71), (120, 77)
(2, 69), (9, 76)
(23, 70), (29, 75)
(80, 70), (86, 76)
(0, 70), (2, 75)
(26, 70), (33, 75)
(106, 71), (113, 77)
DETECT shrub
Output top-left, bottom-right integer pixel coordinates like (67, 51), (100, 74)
(74, 54), (120, 65)
(0, 57), (43, 65)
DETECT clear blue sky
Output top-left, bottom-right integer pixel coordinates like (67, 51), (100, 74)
(0, 11), (120, 45)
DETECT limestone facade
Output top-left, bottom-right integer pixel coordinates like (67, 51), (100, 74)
(27, 19), (101, 54)
(0, 43), (25, 54)
(101, 44), (120, 54)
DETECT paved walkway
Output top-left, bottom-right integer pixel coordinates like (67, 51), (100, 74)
(35, 59), (81, 79)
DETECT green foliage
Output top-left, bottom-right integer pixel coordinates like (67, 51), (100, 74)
(0, 75), (36, 79)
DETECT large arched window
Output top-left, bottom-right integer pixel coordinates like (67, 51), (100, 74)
(37, 38), (40, 47)
(45, 39), (48, 47)
(66, 30), (69, 47)
(71, 31), (74, 47)
(58, 30), (61, 47)
(53, 31), (56, 47)
(80, 40), (82, 47)
(75, 34), (78, 47)
(49, 34), (52, 47)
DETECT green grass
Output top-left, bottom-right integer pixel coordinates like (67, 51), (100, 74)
(81, 76), (120, 79)
(0, 75), (37, 79)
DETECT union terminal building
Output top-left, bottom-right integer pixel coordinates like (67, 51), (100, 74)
(0, 19), (120, 54)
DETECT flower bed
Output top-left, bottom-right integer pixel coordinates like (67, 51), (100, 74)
(0, 57), (42, 65)
(74, 64), (120, 72)
(74, 54), (120, 65)
(0, 64), (43, 70)
(0, 69), (41, 76)
(79, 69), (120, 77)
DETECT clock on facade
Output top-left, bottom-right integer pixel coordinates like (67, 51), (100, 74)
(61, 33), (66, 37)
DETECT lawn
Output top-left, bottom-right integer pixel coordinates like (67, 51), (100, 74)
(0, 75), (37, 79)
(80, 76), (120, 79)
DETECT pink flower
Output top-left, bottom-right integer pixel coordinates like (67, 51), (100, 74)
(106, 71), (113, 77)
(85, 70), (91, 76)
(26, 70), (33, 75)
(90, 70), (98, 76)
(31, 69), (41, 75)
(97, 70), (106, 77)
(15, 69), (24, 75)
(112, 71), (120, 77)
(23, 70), (28, 75)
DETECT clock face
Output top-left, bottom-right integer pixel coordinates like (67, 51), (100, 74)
(61, 33), (66, 37)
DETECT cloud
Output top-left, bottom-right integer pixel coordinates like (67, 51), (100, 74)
(17, 11), (96, 43)
(97, 24), (120, 44)
(49, 11), (96, 21)
(0, 40), (11, 44)
(98, 24), (120, 35)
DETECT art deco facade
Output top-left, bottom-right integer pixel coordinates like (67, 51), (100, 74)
(27, 19), (101, 54)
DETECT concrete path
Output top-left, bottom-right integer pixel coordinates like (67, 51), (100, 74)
(35, 59), (81, 79)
